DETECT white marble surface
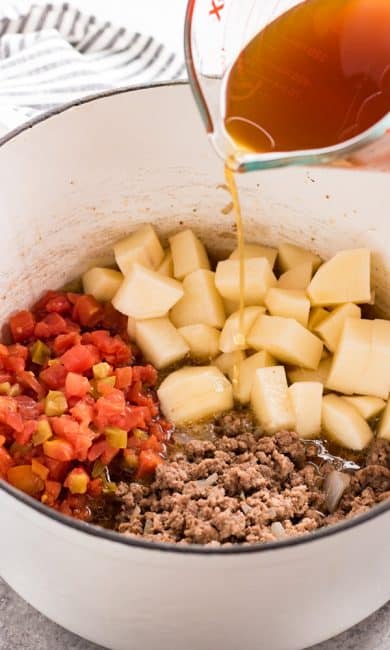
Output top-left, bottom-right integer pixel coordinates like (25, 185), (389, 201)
(0, 2), (389, 648)
(0, 576), (389, 650)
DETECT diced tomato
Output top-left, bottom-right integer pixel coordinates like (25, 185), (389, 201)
(136, 449), (163, 479)
(87, 439), (108, 462)
(73, 433), (95, 462)
(34, 313), (68, 339)
(87, 330), (131, 365)
(61, 344), (100, 373)
(0, 344), (9, 357)
(132, 364), (157, 386)
(10, 311), (36, 343)
(70, 398), (94, 427)
(142, 434), (164, 454)
(65, 372), (90, 399)
(114, 405), (150, 432)
(14, 395), (42, 419)
(41, 479), (62, 506)
(0, 396), (24, 433)
(7, 344), (29, 360)
(88, 438), (119, 464)
(33, 291), (62, 315)
(59, 494), (91, 521)
(88, 477), (103, 497)
(44, 457), (70, 482)
(45, 294), (72, 315)
(93, 389), (126, 430)
(7, 465), (44, 496)
(0, 446), (14, 478)
(17, 370), (45, 399)
(40, 363), (67, 390)
(3, 355), (25, 374)
(127, 435), (146, 452)
(128, 381), (157, 413)
(14, 420), (37, 445)
(51, 416), (95, 461)
(51, 415), (80, 439)
(115, 366), (133, 390)
(80, 332), (93, 344)
(73, 295), (104, 328)
(67, 292), (84, 305)
(43, 438), (74, 461)
(52, 332), (81, 355)
(102, 302), (128, 334)
(101, 444), (119, 465)
(64, 319), (81, 333)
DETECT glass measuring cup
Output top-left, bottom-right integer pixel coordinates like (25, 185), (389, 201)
(184, 0), (390, 172)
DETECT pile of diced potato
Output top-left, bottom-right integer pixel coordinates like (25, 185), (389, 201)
(82, 224), (390, 451)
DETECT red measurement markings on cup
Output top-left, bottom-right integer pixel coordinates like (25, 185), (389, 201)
(209, 0), (224, 21)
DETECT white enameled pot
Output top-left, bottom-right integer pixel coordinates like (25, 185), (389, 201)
(0, 83), (389, 650)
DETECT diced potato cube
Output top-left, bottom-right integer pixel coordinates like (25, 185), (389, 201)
(308, 307), (329, 331)
(326, 318), (390, 398)
(82, 267), (123, 303)
(213, 350), (245, 376)
(169, 229), (210, 279)
(112, 263), (183, 318)
(265, 289), (310, 327)
(341, 396), (386, 420)
(314, 303), (361, 352)
(278, 243), (322, 273)
(157, 250), (174, 277)
(157, 366), (233, 423)
(307, 249), (371, 306)
(248, 315), (323, 369)
(288, 382), (323, 439)
(219, 306), (265, 353)
(277, 262), (313, 290)
(287, 357), (332, 386)
(229, 244), (278, 268)
(134, 318), (189, 369)
(251, 366), (295, 434)
(114, 224), (164, 275)
(170, 269), (225, 329)
(178, 324), (220, 360)
(230, 351), (275, 404)
(322, 394), (373, 450)
(378, 400), (390, 440)
(215, 258), (276, 305)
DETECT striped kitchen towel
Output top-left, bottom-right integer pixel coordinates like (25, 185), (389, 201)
(0, 2), (186, 132)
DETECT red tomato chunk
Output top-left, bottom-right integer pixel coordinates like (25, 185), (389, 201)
(0, 290), (172, 523)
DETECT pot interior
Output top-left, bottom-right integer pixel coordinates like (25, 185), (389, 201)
(0, 83), (389, 318)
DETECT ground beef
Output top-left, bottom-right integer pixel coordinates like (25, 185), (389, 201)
(114, 411), (390, 546)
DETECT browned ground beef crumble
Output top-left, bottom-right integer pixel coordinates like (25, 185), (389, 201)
(114, 412), (390, 545)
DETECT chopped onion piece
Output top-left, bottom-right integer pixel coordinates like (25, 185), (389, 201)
(324, 471), (351, 513)
(271, 521), (287, 540)
(195, 472), (218, 487)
